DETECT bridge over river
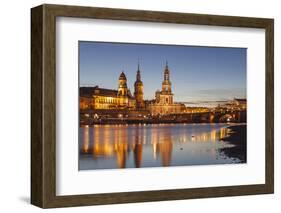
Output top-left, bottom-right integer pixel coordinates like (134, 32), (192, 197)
(80, 108), (246, 125)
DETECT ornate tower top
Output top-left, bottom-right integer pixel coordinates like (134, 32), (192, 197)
(162, 61), (172, 93)
(164, 60), (170, 81)
(118, 71), (128, 97)
(136, 62), (141, 82)
(119, 71), (127, 80)
(134, 62), (144, 109)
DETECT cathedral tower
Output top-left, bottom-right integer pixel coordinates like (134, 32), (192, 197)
(149, 61), (184, 115)
(156, 61), (173, 105)
(162, 61), (172, 93)
(118, 71), (128, 96)
(118, 71), (128, 107)
(134, 63), (145, 109)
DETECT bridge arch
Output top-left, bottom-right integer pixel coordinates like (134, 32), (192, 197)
(219, 114), (235, 122)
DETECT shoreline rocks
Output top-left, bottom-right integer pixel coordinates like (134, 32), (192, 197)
(220, 124), (247, 163)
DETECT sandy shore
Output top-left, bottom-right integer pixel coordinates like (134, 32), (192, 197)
(220, 124), (247, 163)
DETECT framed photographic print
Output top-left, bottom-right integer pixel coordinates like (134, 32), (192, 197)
(31, 4), (274, 208)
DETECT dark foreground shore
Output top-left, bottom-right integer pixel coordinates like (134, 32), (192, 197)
(220, 124), (247, 163)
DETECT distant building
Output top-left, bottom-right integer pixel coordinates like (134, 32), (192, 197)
(218, 98), (247, 111)
(148, 62), (185, 115)
(185, 107), (210, 114)
(232, 98), (247, 110)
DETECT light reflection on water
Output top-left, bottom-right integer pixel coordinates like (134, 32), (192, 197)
(79, 123), (241, 170)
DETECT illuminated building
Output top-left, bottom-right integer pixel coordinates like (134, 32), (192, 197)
(117, 71), (133, 108)
(217, 98), (247, 111)
(80, 96), (93, 110)
(185, 107), (210, 113)
(134, 63), (145, 109)
(79, 62), (185, 115)
(93, 87), (121, 109)
(148, 62), (185, 115)
(80, 72), (136, 110)
(232, 98), (247, 110)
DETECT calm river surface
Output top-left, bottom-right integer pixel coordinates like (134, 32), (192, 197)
(79, 123), (243, 170)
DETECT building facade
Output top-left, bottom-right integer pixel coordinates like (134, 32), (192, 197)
(80, 62), (185, 115)
(148, 62), (185, 115)
(80, 72), (136, 110)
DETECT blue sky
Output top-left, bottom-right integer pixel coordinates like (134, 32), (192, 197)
(79, 41), (246, 107)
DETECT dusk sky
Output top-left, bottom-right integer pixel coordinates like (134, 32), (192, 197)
(79, 41), (246, 107)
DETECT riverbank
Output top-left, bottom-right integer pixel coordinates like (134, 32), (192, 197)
(220, 124), (247, 163)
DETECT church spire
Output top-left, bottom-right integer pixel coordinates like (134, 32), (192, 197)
(134, 60), (144, 109)
(136, 60), (141, 81)
(162, 61), (172, 94)
(164, 60), (170, 81)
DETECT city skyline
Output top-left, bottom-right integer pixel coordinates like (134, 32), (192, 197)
(79, 41), (247, 107)
(79, 41), (247, 170)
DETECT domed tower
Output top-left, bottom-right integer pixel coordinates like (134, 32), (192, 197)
(118, 71), (128, 97)
(117, 71), (128, 108)
(134, 63), (144, 109)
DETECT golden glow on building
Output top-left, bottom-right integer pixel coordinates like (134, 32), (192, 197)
(80, 71), (136, 111)
(149, 62), (185, 115)
(134, 63), (145, 109)
(80, 97), (92, 110)
(92, 73), (136, 110)
(185, 107), (210, 114)
(79, 62), (186, 115)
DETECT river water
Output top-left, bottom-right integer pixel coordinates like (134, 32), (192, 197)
(79, 123), (244, 170)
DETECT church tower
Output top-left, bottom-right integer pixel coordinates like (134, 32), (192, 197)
(150, 61), (183, 115)
(118, 71), (128, 96)
(117, 71), (128, 107)
(162, 61), (172, 93)
(134, 63), (145, 109)
(160, 61), (173, 104)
